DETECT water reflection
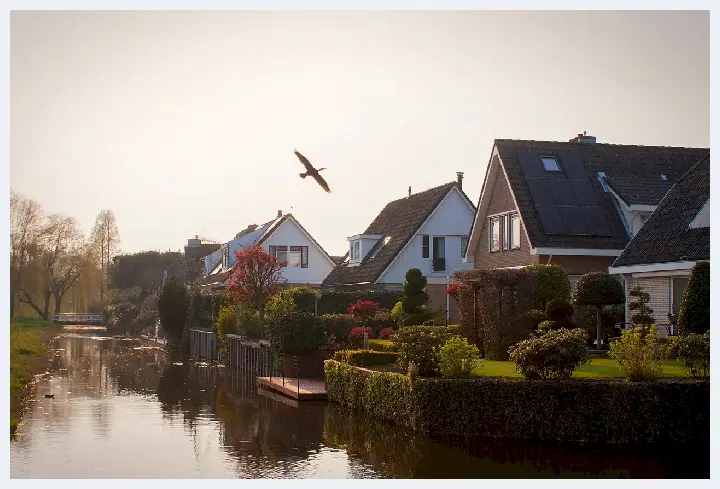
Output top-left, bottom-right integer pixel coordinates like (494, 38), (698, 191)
(10, 334), (708, 479)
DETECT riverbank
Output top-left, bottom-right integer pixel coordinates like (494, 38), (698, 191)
(10, 317), (62, 436)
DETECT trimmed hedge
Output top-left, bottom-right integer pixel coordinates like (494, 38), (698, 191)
(368, 339), (396, 352)
(325, 360), (709, 444)
(280, 287), (403, 314)
(337, 349), (399, 367)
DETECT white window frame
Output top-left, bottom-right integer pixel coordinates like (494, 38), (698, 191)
(421, 235), (430, 260)
(350, 240), (361, 262)
(509, 213), (521, 249)
(489, 217), (501, 252)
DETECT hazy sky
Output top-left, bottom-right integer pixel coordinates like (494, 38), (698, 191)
(10, 10), (709, 257)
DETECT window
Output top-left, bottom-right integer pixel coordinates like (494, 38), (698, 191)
(510, 214), (521, 249)
(270, 245), (288, 264)
(422, 235), (430, 258)
(489, 217), (500, 252)
(541, 156), (561, 172)
(460, 236), (469, 258)
(501, 215), (508, 250)
(222, 247), (229, 269)
(350, 240), (360, 262)
(289, 246), (308, 268)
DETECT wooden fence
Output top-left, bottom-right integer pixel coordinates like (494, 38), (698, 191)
(187, 328), (221, 362)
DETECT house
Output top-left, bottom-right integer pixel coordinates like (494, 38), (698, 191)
(163, 238), (220, 286)
(464, 134), (708, 290)
(608, 156), (710, 336)
(322, 173), (476, 321)
(196, 210), (336, 291)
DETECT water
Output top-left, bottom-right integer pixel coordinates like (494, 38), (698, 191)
(10, 334), (708, 478)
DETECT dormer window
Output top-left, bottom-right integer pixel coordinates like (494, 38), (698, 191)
(541, 156), (561, 172)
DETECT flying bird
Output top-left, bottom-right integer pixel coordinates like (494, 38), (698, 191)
(294, 149), (331, 193)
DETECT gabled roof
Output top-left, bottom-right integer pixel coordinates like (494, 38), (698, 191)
(611, 156), (710, 269)
(322, 182), (475, 285)
(489, 139), (708, 251)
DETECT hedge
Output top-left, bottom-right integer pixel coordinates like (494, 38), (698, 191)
(282, 288), (403, 315)
(324, 360), (709, 444)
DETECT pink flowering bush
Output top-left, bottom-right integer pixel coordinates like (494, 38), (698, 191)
(349, 326), (374, 346)
(379, 327), (395, 339)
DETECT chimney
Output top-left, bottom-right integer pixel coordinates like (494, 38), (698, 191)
(456, 172), (464, 190)
(569, 131), (597, 144)
(408, 186), (412, 197)
(277, 210), (282, 218)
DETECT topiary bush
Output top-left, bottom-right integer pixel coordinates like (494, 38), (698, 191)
(521, 309), (547, 332)
(678, 261), (710, 335)
(392, 325), (455, 376)
(379, 327), (394, 339)
(349, 326), (374, 347)
(390, 301), (406, 327)
(343, 349), (399, 367)
(266, 311), (325, 356)
(524, 264), (570, 310)
(508, 328), (589, 380)
(628, 285), (654, 326)
(435, 336), (480, 378)
(402, 268), (433, 325)
(572, 272), (625, 349)
(608, 325), (673, 382)
(546, 298), (574, 321)
(676, 332), (710, 379)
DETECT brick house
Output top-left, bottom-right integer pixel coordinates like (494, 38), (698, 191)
(609, 156), (709, 336)
(464, 134), (708, 291)
(322, 174), (476, 322)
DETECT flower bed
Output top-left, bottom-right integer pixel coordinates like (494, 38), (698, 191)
(324, 360), (709, 444)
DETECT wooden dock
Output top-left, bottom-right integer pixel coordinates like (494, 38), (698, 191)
(257, 377), (327, 401)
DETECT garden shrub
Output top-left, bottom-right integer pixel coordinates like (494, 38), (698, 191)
(536, 320), (553, 334)
(404, 308), (440, 326)
(436, 336), (480, 378)
(628, 285), (655, 326)
(508, 328), (589, 380)
(573, 272), (625, 349)
(266, 292), (296, 320)
(379, 327), (394, 339)
(281, 286), (319, 313)
(349, 326), (374, 347)
(392, 325), (454, 376)
(324, 360), (709, 444)
(608, 325), (673, 381)
(344, 349), (399, 367)
(678, 261), (710, 335)
(573, 305), (621, 347)
(267, 311), (325, 356)
(368, 339), (395, 352)
(390, 301), (406, 327)
(676, 332), (710, 379)
(237, 303), (264, 339)
(446, 281), (475, 341)
(320, 314), (361, 346)
(367, 310), (396, 333)
(446, 324), (461, 335)
(334, 350), (348, 362)
(348, 299), (379, 319)
(215, 305), (237, 341)
(423, 318), (446, 326)
(546, 298), (574, 321)
(524, 264), (570, 310)
(317, 289), (403, 315)
(521, 309), (547, 332)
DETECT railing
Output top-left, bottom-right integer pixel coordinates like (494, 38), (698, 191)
(52, 313), (105, 324)
(226, 335), (276, 377)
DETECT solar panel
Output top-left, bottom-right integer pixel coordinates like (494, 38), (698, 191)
(536, 206), (567, 234)
(558, 206), (588, 234)
(571, 180), (599, 206)
(550, 179), (577, 206)
(581, 206), (613, 236)
(558, 152), (587, 179)
(517, 151), (547, 178)
(526, 178), (556, 206)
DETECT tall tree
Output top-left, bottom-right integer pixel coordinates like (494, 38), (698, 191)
(9, 190), (44, 319)
(18, 214), (86, 319)
(90, 209), (121, 301)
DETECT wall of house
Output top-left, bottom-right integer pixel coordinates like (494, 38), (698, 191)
(380, 188), (475, 284)
(261, 219), (335, 285)
(623, 276), (672, 337)
(539, 255), (616, 276)
(472, 170), (537, 269)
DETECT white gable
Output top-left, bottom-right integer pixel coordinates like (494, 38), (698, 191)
(379, 187), (475, 284)
(689, 199), (710, 229)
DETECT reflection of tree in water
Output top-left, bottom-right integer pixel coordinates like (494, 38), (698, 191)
(322, 405), (704, 478)
(156, 364), (213, 431)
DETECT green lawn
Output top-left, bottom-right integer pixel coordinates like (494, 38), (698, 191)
(10, 317), (61, 435)
(471, 357), (690, 379)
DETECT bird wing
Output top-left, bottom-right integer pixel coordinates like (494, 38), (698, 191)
(312, 173), (331, 193)
(294, 150), (314, 172)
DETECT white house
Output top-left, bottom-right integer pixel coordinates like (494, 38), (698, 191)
(322, 173), (476, 321)
(608, 156), (710, 336)
(198, 211), (336, 290)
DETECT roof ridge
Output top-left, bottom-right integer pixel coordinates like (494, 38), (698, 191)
(494, 138), (708, 151)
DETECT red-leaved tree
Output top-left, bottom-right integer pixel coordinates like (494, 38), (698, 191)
(227, 245), (287, 325)
(347, 299), (379, 320)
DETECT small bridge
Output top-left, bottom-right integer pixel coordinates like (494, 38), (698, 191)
(52, 313), (105, 325)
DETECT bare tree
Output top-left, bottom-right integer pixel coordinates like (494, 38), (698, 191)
(10, 190), (44, 319)
(90, 209), (121, 300)
(18, 214), (86, 319)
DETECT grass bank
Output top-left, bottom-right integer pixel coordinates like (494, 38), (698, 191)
(10, 316), (61, 436)
(471, 358), (689, 379)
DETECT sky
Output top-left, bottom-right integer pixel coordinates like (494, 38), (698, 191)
(10, 10), (710, 257)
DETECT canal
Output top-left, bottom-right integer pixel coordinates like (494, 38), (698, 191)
(10, 333), (708, 478)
